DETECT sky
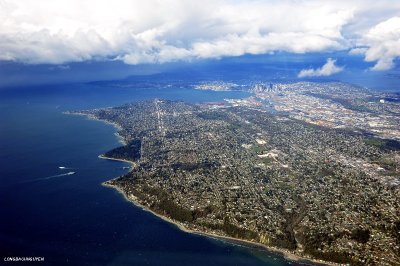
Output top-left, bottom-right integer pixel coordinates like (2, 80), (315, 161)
(0, 0), (399, 89)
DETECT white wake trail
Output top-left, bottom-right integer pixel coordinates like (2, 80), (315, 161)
(19, 172), (76, 184)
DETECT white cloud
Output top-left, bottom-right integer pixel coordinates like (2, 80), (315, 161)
(348, 47), (368, 55)
(352, 17), (400, 71)
(298, 58), (344, 77)
(0, 0), (399, 68)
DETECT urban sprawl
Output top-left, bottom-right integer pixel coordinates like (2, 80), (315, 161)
(72, 82), (400, 265)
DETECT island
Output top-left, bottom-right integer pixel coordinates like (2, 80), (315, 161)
(70, 82), (400, 265)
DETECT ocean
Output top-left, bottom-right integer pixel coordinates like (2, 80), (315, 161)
(0, 84), (305, 266)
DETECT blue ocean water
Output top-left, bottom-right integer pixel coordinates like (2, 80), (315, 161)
(0, 84), (307, 266)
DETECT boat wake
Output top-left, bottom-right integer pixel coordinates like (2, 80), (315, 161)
(41, 171), (76, 180)
(18, 172), (76, 185)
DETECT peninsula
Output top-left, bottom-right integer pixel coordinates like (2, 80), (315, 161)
(72, 82), (400, 265)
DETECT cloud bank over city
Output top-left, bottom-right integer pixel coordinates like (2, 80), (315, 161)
(0, 0), (399, 70)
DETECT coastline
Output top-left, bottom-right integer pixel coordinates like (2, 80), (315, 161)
(100, 169), (335, 266)
(75, 111), (337, 266)
(64, 111), (127, 145)
(98, 154), (136, 169)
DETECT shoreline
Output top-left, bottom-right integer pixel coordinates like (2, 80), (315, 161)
(64, 111), (127, 145)
(100, 170), (335, 266)
(83, 111), (336, 266)
(98, 154), (136, 169)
